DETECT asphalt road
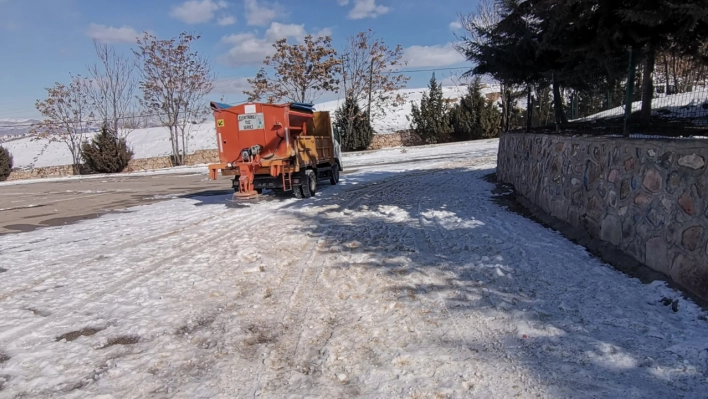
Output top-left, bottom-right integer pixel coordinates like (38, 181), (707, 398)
(0, 172), (231, 235)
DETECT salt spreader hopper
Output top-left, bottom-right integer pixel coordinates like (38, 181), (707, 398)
(207, 101), (343, 199)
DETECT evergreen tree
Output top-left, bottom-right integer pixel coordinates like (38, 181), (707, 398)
(449, 78), (502, 140)
(409, 73), (453, 144)
(81, 125), (134, 174)
(0, 145), (13, 182)
(334, 96), (374, 151)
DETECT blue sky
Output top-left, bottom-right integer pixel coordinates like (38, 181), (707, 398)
(0, 0), (477, 119)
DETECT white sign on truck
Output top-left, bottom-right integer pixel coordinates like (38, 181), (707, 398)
(238, 113), (264, 131)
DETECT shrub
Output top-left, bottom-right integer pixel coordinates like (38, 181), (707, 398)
(409, 73), (453, 144)
(449, 77), (502, 141)
(0, 145), (13, 181)
(334, 96), (374, 151)
(81, 126), (133, 174)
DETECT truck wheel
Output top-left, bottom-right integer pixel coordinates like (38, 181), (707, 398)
(329, 163), (340, 185)
(293, 185), (304, 199)
(301, 169), (317, 198)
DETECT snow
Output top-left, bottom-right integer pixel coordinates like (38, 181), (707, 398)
(1, 139), (706, 398)
(315, 85), (499, 134)
(576, 89), (708, 124)
(2, 85), (500, 169)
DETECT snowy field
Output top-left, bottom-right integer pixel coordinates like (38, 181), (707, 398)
(1, 140), (707, 398)
(1, 86), (486, 170)
(574, 89), (708, 124)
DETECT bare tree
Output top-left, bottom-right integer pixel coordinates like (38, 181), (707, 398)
(245, 35), (341, 104)
(86, 40), (139, 139)
(340, 29), (410, 124)
(34, 76), (94, 173)
(454, 0), (519, 131)
(134, 32), (214, 165)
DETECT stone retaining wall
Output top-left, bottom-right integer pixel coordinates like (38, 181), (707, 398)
(7, 149), (221, 181)
(5, 133), (419, 181)
(368, 131), (424, 150)
(497, 133), (708, 301)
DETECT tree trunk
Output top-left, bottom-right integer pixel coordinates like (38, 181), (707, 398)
(526, 84), (532, 132)
(552, 73), (567, 129)
(640, 43), (656, 125)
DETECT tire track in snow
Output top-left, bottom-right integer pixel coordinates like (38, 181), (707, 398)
(246, 175), (433, 397)
(0, 206), (235, 302)
(0, 207), (270, 344)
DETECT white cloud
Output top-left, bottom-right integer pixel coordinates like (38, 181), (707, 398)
(217, 15), (236, 26)
(347, 0), (389, 20)
(86, 23), (140, 44)
(265, 22), (307, 42)
(449, 21), (462, 30)
(337, 0), (349, 5)
(401, 43), (466, 68)
(219, 22), (326, 67)
(245, 0), (283, 27)
(170, 0), (228, 24)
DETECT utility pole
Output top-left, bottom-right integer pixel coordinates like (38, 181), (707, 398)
(367, 57), (374, 125)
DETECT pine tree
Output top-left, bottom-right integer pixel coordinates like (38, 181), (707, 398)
(81, 125), (134, 174)
(449, 78), (502, 141)
(0, 145), (13, 182)
(409, 73), (453, 144)
(334, 96), (374, 151)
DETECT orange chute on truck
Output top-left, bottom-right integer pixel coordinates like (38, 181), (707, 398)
(207, 101), (343, 200)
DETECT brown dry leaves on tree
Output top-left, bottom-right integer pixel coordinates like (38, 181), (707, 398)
(134, 32), (214, 165)
(34, 77), (94, 172)
(341, 29), (410, 120)
(245, 35), (341, 104)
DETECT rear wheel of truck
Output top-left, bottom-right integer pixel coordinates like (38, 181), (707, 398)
(301, 169), (317, 198)
(293, 185), (304, 199)
(330, 163), (340, 185)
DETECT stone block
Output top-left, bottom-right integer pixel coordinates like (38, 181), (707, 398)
(620, 179), (631, 200)
(601, 215), (622, 246)
(671, 255), (708, 301)
(682, 226), (704, 252)
(634, 193), (653, 207)
(645, 237), (669, 274)
(608, 169), (620, 184)
(587, 195), (604, 220)
(658, 151), (674, 169)
(666, 171), (681, 194)
(647, 209), (663, 227)
(678, 192), (696, 215)
(642, 168), (662, 193)
(678, 154), (705, 170)
(624, 157), (636, 171)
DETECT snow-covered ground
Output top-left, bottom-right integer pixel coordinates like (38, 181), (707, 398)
(1, 140), (706, 398)
(575, 89), (708, 124)
(1, 85), (498, 170)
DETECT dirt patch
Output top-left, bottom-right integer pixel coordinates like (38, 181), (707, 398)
(0, 352), (9, 364)
(175, 315), (216, 336)
(244, 324), (277, 346)
(27, 308), (51, 317)
(485, 172), (708, 311)
(99, 335), (140, 349)
(55, 327), (105, 342)
(4, 224), (40, 232)
(0, 268), (6, 273)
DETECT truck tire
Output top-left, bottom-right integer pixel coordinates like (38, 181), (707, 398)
(301, 169), (316, 198)
(330, 163), (340, 185)
(293, 185), (304, 199)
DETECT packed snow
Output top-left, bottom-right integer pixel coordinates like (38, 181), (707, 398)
(1, 140), (706, 398)
(1, 85), (501, 170)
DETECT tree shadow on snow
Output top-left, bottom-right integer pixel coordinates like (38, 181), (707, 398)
(279, 165), (708, 398)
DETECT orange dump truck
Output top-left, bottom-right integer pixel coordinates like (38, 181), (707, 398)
(207, 101), (343, 199)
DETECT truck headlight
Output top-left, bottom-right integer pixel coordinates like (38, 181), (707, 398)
(227, 162), (233, 168)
